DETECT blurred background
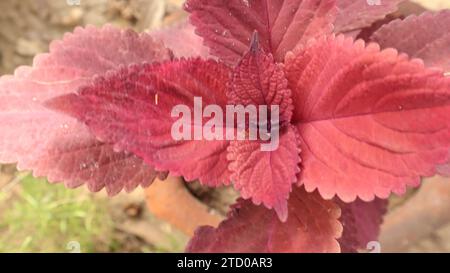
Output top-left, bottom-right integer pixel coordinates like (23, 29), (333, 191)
(0, 0), (450, 253)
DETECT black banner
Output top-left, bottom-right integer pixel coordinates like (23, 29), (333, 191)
(0, 253), (444, 273)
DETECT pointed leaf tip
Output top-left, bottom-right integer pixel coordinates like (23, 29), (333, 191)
(250, 31), (260, 53)
(274, 202), (288, 222)
(228, 126), (300, 219)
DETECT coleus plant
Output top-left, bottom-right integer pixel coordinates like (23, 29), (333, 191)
(1, 0), (450, 253)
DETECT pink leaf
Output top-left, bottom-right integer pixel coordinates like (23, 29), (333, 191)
(285, 35), (450, 202)
(227, 126), (301, 221)
(185, 0), (337, 65)
(151, 22), (212, 59)
(48, 59), (232, 187)
(0, 25), (170, 195)
(228, 34), (293, 123)
(338, 198), (387, 252)
(334, 0), (403, 33)
(371, 10), (450, 71)
(187, 186), (342, 253)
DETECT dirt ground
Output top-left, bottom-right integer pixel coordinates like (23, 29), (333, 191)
(1, 0), (450, 253)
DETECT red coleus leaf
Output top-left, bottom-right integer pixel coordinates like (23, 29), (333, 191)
(334, 0), (403, 33)
(285, 35), (450, 202)
(185, 0), (337, 65)
(187, 186), (342, 253)
(338, 198), (387, 252)
(48, 59), (232, 187)
(0, 25), (170, 194)
(226, 37), (299, 221)
(228, 34), (293, 123)
(371, 10), (450, 71)
(228, 125), (301, 221)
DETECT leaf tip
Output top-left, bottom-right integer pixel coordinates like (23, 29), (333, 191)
(250, 30), (260, 53)
(274, 202), (288, 223)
